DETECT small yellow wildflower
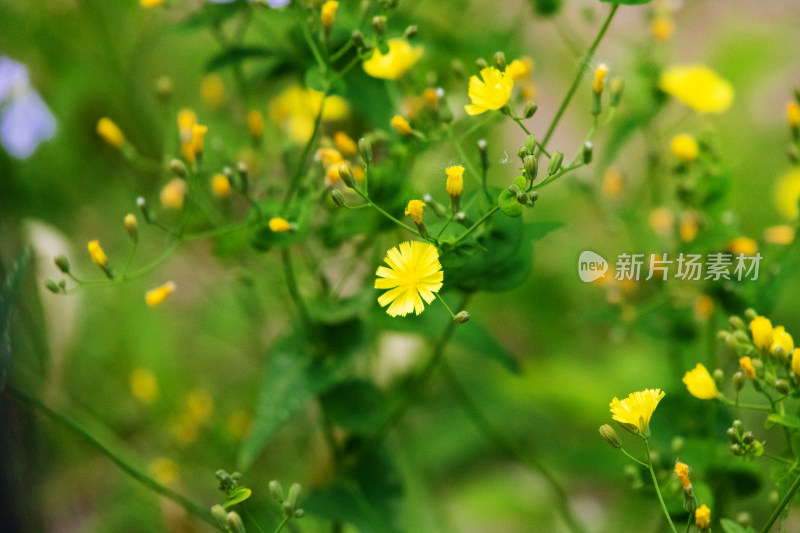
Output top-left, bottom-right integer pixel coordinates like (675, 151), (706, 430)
(269, 85), (350, 144)
(405, 199), (425, 224)
(608, 388), (665, 437)
(674, 462), (691, 489)
(424, 88), (438, 110)
(211, 173), (231, 198)
(659, 64), (734, 114)
(140, 0), (164, 6)
(695, 295), (714, 320)
(124, 213), (138, 241)
(160, 178), (186, 210)
(682, 364), (718, 400)
(177, 109), (197, 141)
(391, 115), (413, 135)
(650, 16), (674, 41)
(87, 240), (108, 268)
(728, 237), (758, 255)
(227, 410), (252, 440)
(739, 356), (756, 379)
(465, 67), (513, 116)
(764, 225), (795, 245)
(671, 133), (699, 162)
(130, 368), (158, 404)
(321, 0), (338, 27)
(506, 57), (533, 81)
(649, 207), (674, 236)
(792, 350), (800, 377)
(148, 457), (179, 486)
(695, 505), (711, 531)
(96, 117), (125, 148)
(446, 165), (464, 199)
(362, 38), (423, 80)
(375, 241), (443, 317)
(145, 281), (176, 307)
(334, 131), (358, 156)
(186, 389), (214, 423)
(771, 326), (794, 355)
(592, 63), (608, 94)
(750, 316), (774, 350)
(247, 110), (264, 139)
(788, 101), (800, 129)
(200, 73), (226, 109)
(679, 212), (699, 242)
(602, 168), (622, 200)
(190, 124), (208, 159)
(775, 167), (800, 220)
(269, 217), (291, 232)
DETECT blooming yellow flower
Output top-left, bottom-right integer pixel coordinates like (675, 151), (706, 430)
(788, 101), (800, 129)
(728, 237), (758, 255)
(592, 63), (608, 94)
(771, 326), (794, 355)
(333, 131), (358, 156)
(211, 173), (231, 198)
(269, 217), (291, 232)
(405, 199), (425, 224)
(97, 117), (125, 148)
(671, 133), (699, 162)
(764, 225), (795, 245)
(200, 73), (226, 109)
(321, 0), (338, 27)
(659, 64), (734, 114)
(674, 462), (691, 489)
(682, 364), (718, 400)
(160, 178), (186, 210)
(465, 67), (513, 116)
(247, 110), (264, 139)
(739, 356), (756, 379)
(88, 240), (108, 268)
(775, 167), (800, 220)
(145, 281), (176, 307)
(695, 504), (711, 530)
(750, 316), (774, 350)
(375, 241), (443, 317)
(446, 165), (464, 199)
(130, 368), (159, 404)
(141, 0), (164, 6)
(362, 38), (423, 80)
(609, 388), (665, 437)
(506, 57), (534, 81)
(391, 115), (412, 135)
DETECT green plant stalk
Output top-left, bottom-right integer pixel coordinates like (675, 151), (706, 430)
(761, 467), (800, 533)
(6, 386), (221, 530)
(281, 248), (315, 336)
(352, 189), (424, 237)
(273, 514), (292, 533)
(452, 206), (499, 245)
(538, 3), (619, 152)
(446, 125), (480, 184)
(644, 439), (678, 533)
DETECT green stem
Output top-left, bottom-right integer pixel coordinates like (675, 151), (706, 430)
(619, 447), (648, 467)
(446, 125), (480, 184)
(436, 295), (456, 319)
(761, 468), (800, 533)
(644, 439), (678, 533)
(538, 3), (619, 152)
(453, 206), (499, 245)
(353, 189), (424, 237)
(6, 386), (221, 530)
(273, 514), (292, 533)
(283, 95), (327, 209)
(281, 248), (315, 335)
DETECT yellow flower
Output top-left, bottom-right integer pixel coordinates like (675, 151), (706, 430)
(145, 281), (176, 307)
(200, 73), (226, 109)
(608, 388), (665, 437)
(211, 173), (231, 198)
(321, 0), (338, 27)
(649, 207), (674, 236)
(269, 85), (350, 144)
(671, 133), (699, 162)
(177, 109), (197, 142)
(602, 168), (622, 200)
(775, 167), (800, 220)
(141, 0), (164, 6)
(375, 241), (443, 317)
(659, 64), (734, 114)
(728, 237), (758, 255)
(739, 356), (756, 379)
(316, 147), (343, 165)
(592, 63), (608, 94)
(227, 410), (252, 440)
(97, 117), (125, 148)
(391, 115), (412, 135)
(792, 349), (800, 377)
(405, 199), (425, 224)
(269, 217), (291, 232)
(334, 131), (358, 156)
(446, 165), (464, 199)
(247, 110), (264, 139)
(160, 178), (186, 210)
(148, 457), (179, 486)
(190, 124), (208, 158)
(750, 316), (774, 350)
(362, 38), (423, 80)
(674, 462), (691, 489)
(771, 326), (794, 355)
(682, 364), (718, 400)
(465, 67), (513, 116)
(695, 504), (711, 530)
(650, 16), (674, 41)
(506, 57), (534, 80)
(87, 240), (108, 268)
(788, 101), (800, 129)
(764, 225), (795, 245)
(680, 212), (699, 242)
(130, 368), (159, 404)
(186, 389), (214, 422)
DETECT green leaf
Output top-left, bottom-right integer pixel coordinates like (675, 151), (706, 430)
(320, 380), (387, 435)
(498, 188), (523, 218)
(765, 413), (800, 430)
(720, 518), (757, 533)
(0, 247), (31, 391)
(304, 483), (395, 533)
(204, 47), (275, 73)
(223, 487), (252, 508)
(179, 1), (248, 31)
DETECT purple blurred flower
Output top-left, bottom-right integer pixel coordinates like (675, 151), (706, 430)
(208, 0), (291, 7)
(0, 56), (56, 159)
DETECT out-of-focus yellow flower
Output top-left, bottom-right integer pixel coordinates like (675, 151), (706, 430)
(682, 364), (718, 400)
(680, 212), (699, 242)
(649, 207), (674, 236)
(247, 110), (264, 139)
(506, 57), (534, 80)
(671, 134), (699, 162)
(391, 115), (413, 135)
(316, 147), (343, 165)
(446, 165), (464, 199)
(775, 167), (800, 220)
(200, 73), (226, 109)
(177, 109), (197, 141)
(88, 240), (108, 268)
(792, 349), (800, 377)
(771, 326), (794, 355)
(650, 16), (674, 41)
(211, 173), (231, 198)
(674, 462), (691, 489)
(375, 241), (443, 317)
(149, 457), (179, 486)
(424, 88), (438, 110)
(269, 85), (350, 144)
(160, 178), (187, 209)
(465, 67), (513, 116)
(728, 237), (758, 255)
(362, 38), (423, 80)
(602, 168), (622, 199)
(694, 295), (714, 320)
(171, 417), (200, 444)
(321, 0), (338, 27)
(405, 199), (425, 224)
(97, 118), (125, 148)
(609, 388), (665, 437)
(269, 217), (291, 232)
(190, 124), (208, 159)
(764, 225), (795, 245)
(750, 316), (774, 350)
(186, 389), (214, 423)
(145, 281), (176, 307)
(788, 101), (800, 129)
(592, 63), (608, 94)
(739, 356), (756, 379)
(333, 131), (358, 156)
(659, 65), (734, 114)
(130, 368), (159, 404)
(141, 0), (164, 6)
(695, 505), (711, 531)
(227, 410), (252, 440)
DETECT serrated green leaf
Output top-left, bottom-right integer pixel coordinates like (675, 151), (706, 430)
(766, 413), (800, 430)
(223, 487), (252, 508)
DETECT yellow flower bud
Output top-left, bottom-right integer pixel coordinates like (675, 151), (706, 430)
(728, 237), (758, 255)
(680, 213), (699, 242)
(269, 217), (291, 232)
(191, 124), (208, 157)
(445, 165), (464, 199)
(788, 101), (800, 129)
(140, 0), (164, 6)
(405, 199), (426, 225)
(177, 109), (197, 141)
(792, 349), (800, 377)
(682, 363), (718, 400)
(97, 117), (125, 148)
(124, 213), (138, 242)
(211, 173), (231, 198)
(316, 147), (343, 165)
(592, 63), (608, 94)
(671, 134), (699, 162)
(200, 73), (226, 109)
(739, 356), (756, 379)
(750, 316), (774, 350)
(130, 368), (158, 404)
(506, 57), (533, 80)
(321, 0), (338, 28)
(674, 462), (691, 489)
(771, 326), (794, 355)
(333, 131), (358, 156)
(145, 281), (176, 307)
(391, 115), (413, 135)
(650, 16), (674, 41)
(247, 110), (264, 139)
(160, 178), (187, 210)
(87, 240), (108, 268)
(695, 504), (711, 531)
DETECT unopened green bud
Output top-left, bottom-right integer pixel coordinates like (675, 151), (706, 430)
(775, 346), (789, 364)
(582, 141), (593, 164)
(493, 51), (506, 71)
(287, 483), (302, 510)
(599, 424), (621, 448)
(732, 330), (750, 345)
(478, 139), (489, 171)
(211, 505), (227, 528)
(751, 358), (764, 372)
(733, 371), (746, 391)
(516, 191), (528, 205)
(508, 183), (522, 195)
(523, 154), (538, 182)
(226, 511), (246, 533)
(454, 310), (470, 324)
(528, 190), (538, 204)
(475, 58), (488, 71)
(58, 280), (67, 291)
(45, 279), (61, 294)
(338, 164), (355, 188)
(237, 162), (250, 194)
(282, 501), (293, 517)
(729, 315), (747, 331)
(547, 151), (564, 175)
(523, 101), (538, 118)
(124, 213), (138, 243)
(524, 135), (537, 155)
(730, 443), (743, 456)
(742, 431), (755, 445)
(713, 368), (724, 384)
(372, 16), (386, 36)
(726, 427), (739, 444)
(169, 158), (186, 178)
(744, 308), (757, 322)
(269, 480), (284, 503)
(54, 255), (71, 274)
(330, 189), (346, 208)
(610, 78), (625, 108)
(736, 512), (752, 527)
(137, 197), (153, 224)
(358, 137), (372, 166)
(776, 379), (790, 395)
(733, 419), (744, 435)
(404, 25), (418, 39)
(351, 30), (365, 49)
(155, 76), (172, 102)
(294, 509), (305, 518)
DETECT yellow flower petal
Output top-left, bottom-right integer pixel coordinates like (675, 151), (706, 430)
(375, 241), (443, 317)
